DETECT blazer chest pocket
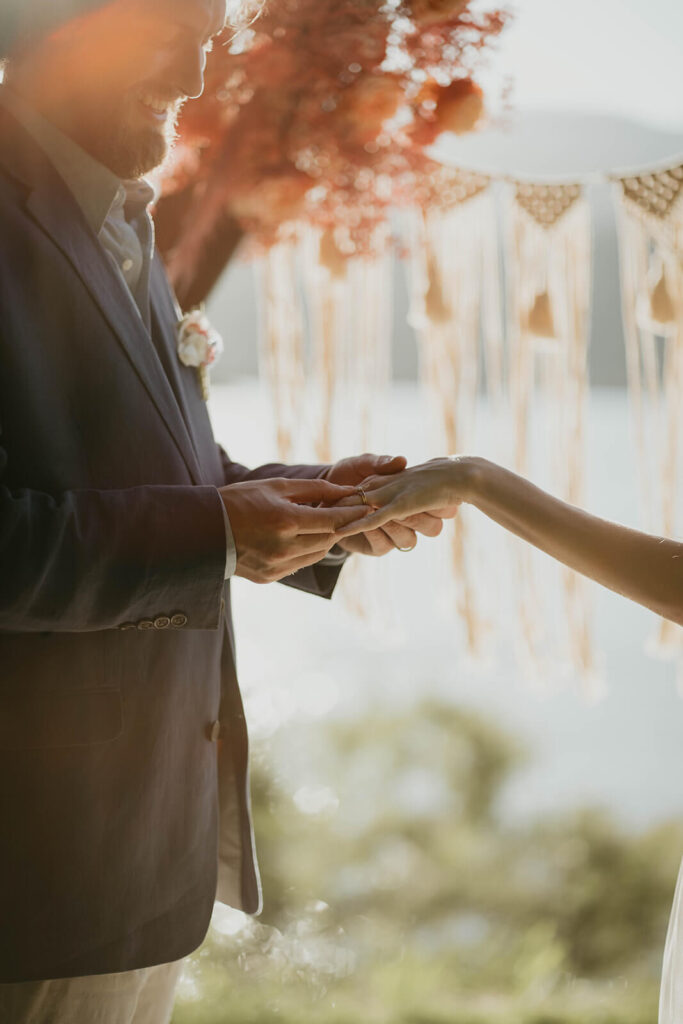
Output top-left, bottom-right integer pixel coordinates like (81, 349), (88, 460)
(0, 687), (123, 749)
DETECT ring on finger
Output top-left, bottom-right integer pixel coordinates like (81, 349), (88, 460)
(396, 544), (414, 552)
(356, 486), (369, 506)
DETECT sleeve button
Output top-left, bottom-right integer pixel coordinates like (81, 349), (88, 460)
(138, 619), (154, 630)
(208, 720), (221, 743)
(154, 616), (171, 630)
(119, 622), (137, 631)
(170, 613), (188, 628)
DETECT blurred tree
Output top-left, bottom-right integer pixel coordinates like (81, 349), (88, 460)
(173, 699), (681, 1024)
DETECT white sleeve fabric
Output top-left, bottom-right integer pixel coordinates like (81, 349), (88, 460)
(219, 493), (237, 579)
(318, 546), (349, 567)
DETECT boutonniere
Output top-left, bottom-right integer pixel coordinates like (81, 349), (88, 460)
(176, 307), (224, 401)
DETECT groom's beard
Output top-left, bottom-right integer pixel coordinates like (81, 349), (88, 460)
(74, 88), (184, 179)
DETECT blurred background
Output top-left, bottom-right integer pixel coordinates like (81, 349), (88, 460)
(173, 1), (683, 1021)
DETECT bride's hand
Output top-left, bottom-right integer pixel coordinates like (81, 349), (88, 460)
(335, 457), (474, 537)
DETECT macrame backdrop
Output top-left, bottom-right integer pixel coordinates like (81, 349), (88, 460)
(258, 227), (392, 464)
(257, 226), (394, 618)
(504, 183), (595, 686)
(613, 163), (683, 685)
(251, 158), (683, 691)
(408, 171), (502, 657)
(302, 226), (393, 465)
(255, 183), (597, 683)
(259, 242), (307, 462)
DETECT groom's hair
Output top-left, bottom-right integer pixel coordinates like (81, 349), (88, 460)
(0, 0), (260, 61)
(0, 0), (112, 58)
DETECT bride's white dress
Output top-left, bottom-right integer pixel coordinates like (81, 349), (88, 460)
(660, 857), (683, 1023)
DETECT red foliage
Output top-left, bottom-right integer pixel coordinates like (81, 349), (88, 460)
(160, 0), (508, 258)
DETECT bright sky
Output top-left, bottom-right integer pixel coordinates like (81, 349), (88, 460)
(480, 0), (683, 129)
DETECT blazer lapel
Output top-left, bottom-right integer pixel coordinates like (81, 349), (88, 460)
(0, 107), (203, 485)
(149, 258), (207, 464)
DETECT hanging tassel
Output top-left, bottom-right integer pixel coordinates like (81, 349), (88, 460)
(424, 244), (453, 325)
(258, 239), (307, 461)
(637, 261), (677, 334)
(613, 161), (683, 682)
(650, 264), (676, 325)
(507, 180), (596, 688)
(302, 224), (394, 621)
(409, 179), (497, 660)
(524, 289), (557, 343)
(318, 228), (348, 280)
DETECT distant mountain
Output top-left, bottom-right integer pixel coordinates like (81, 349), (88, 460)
(435, 108), (683, 177)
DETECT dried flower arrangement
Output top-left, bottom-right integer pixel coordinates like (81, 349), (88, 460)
(155, 0), (507, 305)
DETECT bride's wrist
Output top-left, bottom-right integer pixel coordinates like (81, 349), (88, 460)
(446, 455), (488, 504)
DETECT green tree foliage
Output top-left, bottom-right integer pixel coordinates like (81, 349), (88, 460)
(173, 700), (681, 1024)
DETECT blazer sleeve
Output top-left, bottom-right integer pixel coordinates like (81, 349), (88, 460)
(218, 446), (345, 599)
(0, 469), (227, 633)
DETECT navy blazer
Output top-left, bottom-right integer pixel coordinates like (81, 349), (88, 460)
(0, 106), (342, 982)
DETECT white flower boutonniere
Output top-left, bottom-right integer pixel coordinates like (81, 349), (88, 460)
(176, 307), (224, 401)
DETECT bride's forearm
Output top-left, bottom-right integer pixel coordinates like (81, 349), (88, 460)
(464, 457), (683, 626)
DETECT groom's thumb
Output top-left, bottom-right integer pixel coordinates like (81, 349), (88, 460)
(376, 454), (407, 474)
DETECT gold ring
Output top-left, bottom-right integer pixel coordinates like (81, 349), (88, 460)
(397, 545), (414, 552)
(356, 486), (369, 506)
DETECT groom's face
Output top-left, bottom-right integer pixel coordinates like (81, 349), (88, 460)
(11, 0), (227, 178)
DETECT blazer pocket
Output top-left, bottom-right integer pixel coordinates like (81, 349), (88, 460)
(0, 687), (123, 750)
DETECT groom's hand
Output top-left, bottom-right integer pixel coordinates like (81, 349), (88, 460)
(322, 453), (448, 555)
(220, 478), (367, 583)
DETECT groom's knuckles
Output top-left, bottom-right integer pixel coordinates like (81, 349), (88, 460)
(313, 479), (357, 500)
(285, 479), (340, 503)
(329, 506), (371, 531)
(269, 502), (333, 537)
(296, 509), (348, 535)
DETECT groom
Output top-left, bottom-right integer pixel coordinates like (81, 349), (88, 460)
(0, 0), (451, 1020)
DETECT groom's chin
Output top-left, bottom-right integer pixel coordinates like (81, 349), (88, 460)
(107, 133), (168, 179)
(86, 110), (175, 179)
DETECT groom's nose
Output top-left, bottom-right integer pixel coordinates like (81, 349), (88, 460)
(171, 39), (208, 100)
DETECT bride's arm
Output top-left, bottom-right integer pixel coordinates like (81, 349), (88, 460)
(339, 456), (683, 627)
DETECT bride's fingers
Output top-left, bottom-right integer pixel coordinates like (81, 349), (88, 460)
(336, 501), (406, 536)
(334, 479), (401, 509)
(353, 472), (405, 496)
(335, 494), (366, 508)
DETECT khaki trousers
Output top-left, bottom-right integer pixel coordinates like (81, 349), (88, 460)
(0, 960), (183, 1024)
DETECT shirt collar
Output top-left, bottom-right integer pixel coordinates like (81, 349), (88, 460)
(0, 85), (154, 235)
(121, 177), (156, 222)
